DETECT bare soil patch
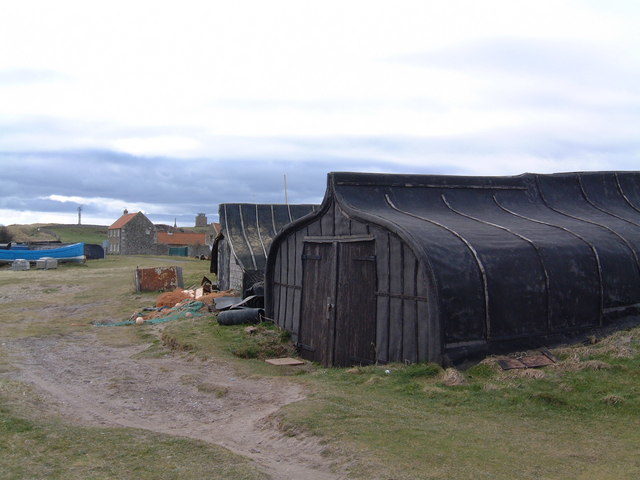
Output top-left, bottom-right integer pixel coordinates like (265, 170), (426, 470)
(4, 332), (343, 480)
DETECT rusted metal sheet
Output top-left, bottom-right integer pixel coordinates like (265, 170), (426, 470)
(134, 266), (184, 292)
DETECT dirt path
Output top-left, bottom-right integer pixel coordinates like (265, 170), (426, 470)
(4, 332), (343, 480)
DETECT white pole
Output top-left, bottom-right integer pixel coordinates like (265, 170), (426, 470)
(284, 173), (289, 206)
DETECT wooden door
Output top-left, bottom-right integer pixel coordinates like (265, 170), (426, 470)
(298, 242), (336, 365)
(334, 241), (377, 366)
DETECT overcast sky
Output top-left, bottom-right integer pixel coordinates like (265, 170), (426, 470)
(1, 0), (639, 226)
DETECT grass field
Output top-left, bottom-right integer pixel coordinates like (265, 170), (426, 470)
(6, 223), (108, 245)
(1, 256), (639, 479)
(163, 306), (640, 479)
(42, 224), (108, 244)
(0, 256), (267, 480)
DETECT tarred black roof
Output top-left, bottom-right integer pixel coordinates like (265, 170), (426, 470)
(269, 171), (640, 346)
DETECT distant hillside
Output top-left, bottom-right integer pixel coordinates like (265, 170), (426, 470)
(7, 224), (108, 245)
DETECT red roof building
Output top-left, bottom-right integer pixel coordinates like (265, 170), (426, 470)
(157, 231), (207, 246)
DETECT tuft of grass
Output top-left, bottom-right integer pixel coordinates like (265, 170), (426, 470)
(466, 362), (497, 379)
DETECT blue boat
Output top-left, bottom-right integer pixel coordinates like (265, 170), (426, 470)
(0, 243), (86, 264)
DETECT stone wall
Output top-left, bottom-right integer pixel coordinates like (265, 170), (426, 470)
(188, 244), (211, 258)
(121, 214), (157, 255)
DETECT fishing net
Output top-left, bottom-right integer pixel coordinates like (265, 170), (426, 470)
(95, 300), (207, 327)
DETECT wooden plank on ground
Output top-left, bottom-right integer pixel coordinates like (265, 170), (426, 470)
(265, 357), (305, 366)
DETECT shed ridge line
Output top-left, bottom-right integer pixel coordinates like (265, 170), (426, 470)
(492, 194), (605, 324)
(238, 204), (258, 270)
(223, 204), (242, 268)
(577, 174), (640, 228)
(614, 172), (640, 215)
(536, 175), (640, 278)
(270, 205), (278, 236)
(441, 194), (551, 331)
(336, 181), (526, 190)
(384, 194), (491, 340)
(255, 204), (268, 258)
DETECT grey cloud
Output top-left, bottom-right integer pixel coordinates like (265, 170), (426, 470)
(0, 147), (455, 224)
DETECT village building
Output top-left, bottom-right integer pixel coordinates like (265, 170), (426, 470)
(107, 210), (156, 255)
(157, 231), (207, 247)
(195, 213), (208, 227)
(266, 171), (640, 367)
(211, 203), (317, 293)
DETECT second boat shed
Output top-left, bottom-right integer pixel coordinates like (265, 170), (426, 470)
(265, 171), (640, 366)
(211, 203), (317, 293)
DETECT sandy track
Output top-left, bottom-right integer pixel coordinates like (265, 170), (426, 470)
(5, 333), (343, 480)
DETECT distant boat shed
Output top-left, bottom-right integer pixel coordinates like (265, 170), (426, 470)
(211, 203), (318, 293)
(265, 171), (640, 366)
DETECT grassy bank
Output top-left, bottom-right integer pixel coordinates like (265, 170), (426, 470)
(2, 256), (639, 479)
(43, 224), (108, 244)
(162, 315), (640, 479)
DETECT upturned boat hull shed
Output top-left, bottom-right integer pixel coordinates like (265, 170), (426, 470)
(211, 203), (318, 293)
(265, 171), (640, 366)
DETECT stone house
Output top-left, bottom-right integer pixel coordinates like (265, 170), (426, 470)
(107, 210), (156, 255)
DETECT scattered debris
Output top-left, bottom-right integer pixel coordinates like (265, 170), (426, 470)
(95, 300), (206, 327)
(213, 296), (244, 310)
(200, 275), (215, 293)
(265, 357), (305, 366)
(214, 295), (263, 312)
(35, 257), (58, 270)
(11, 259), (30, 271)
(156, 289), (193, 308)
(244, 326), (259, 334)
(134, 266), (184, 292)
(497, 348), (557, 370)
(198, 290), (237, 305)
(217, 308), (264, 326)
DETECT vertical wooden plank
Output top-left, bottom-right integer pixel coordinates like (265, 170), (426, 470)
(402, 245), (418, 363)
(374, 227), (389, 363)
(287, 235), (296, 331)
(350, 219), (368, 235)
(307, 218), (322, 236)
(417, 265), (440, 363)
(222, 240), (230, 291)
(320, 201), (335, 236)
(292, 230), (305, 335)
(281, 237), (289, 330)
(334, 206), (350, 236)
(273, 249), (282, 326)
(388, 234), (403, 362)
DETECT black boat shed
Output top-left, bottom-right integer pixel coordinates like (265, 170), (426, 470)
(265, 171), (640, 366)
(211, 203), (317, 293)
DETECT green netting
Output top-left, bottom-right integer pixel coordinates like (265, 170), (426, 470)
(95, 301), (207, 327)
